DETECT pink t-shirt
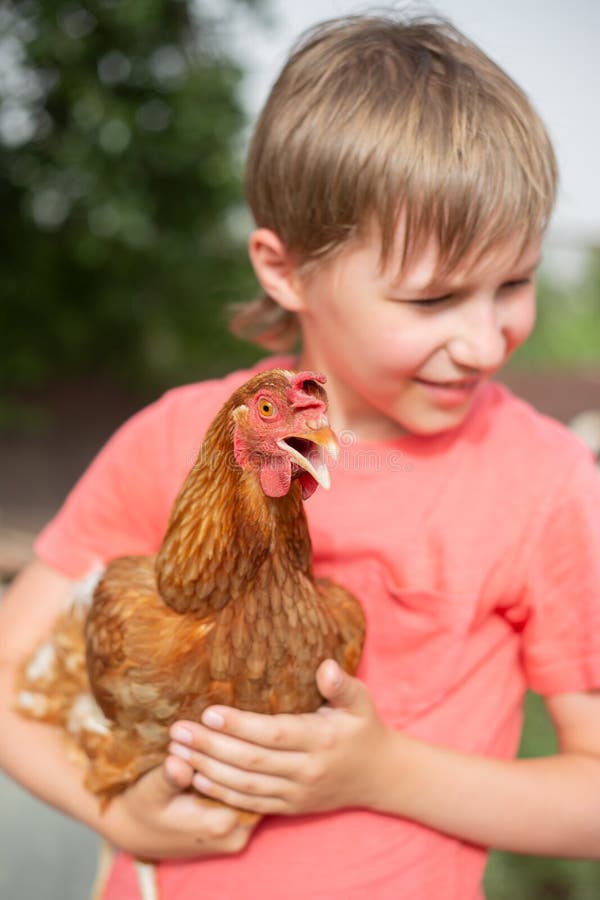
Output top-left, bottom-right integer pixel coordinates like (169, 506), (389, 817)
(35, 357), (600, 900)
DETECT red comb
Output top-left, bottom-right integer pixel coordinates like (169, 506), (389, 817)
(287, 371), (327, 410)
(290, 371), (327, 390)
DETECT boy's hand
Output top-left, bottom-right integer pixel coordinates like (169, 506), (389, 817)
(167, 660), (391, 816)
(104, 757), (257, 859)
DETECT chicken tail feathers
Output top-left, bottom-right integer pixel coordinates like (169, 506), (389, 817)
(14, 569), (110, 753)
(15, 602), (89, 722)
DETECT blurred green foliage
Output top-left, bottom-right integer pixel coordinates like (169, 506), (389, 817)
(512, 248), (600, 370)
(485, 692), (600, 899)
(0, 0), (263, 398)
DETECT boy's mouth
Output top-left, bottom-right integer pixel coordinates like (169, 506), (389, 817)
(413, 376), (481, 407)
(415, 377), (479, 388)
(416, 377), (480, 389)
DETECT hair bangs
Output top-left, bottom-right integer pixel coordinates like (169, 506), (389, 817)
(365, 49), (557, 280)
(236, 13), (558, 350)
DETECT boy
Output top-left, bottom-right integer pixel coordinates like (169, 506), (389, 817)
(2, 12), (599, 900)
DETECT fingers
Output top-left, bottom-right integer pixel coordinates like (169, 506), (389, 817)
(139, 761), (188, 802)
(164, 753), (194, 789)
(217, 822), (259, 854)
(173, 709), (313, 755)
(112, 762), (259, 859)
(174, 747), (290, 809)
(195, 781), (286, 816)
(167, 714), (316, 816)
(168, 725), (305, 779)
(317, 658), (344, 698)
(191, 762), (289, 816)
(146, 769), (255, 844)
(316, 659), (370, 714)
(165, 790), (241, 832)
(201, 707), (314, 750)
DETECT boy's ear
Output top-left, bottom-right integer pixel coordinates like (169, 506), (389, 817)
(248, 228), (305, 313)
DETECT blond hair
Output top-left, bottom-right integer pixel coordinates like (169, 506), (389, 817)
(232, 12), (558, 350)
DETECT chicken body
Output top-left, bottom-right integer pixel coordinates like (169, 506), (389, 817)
(17, 369), (366, 808)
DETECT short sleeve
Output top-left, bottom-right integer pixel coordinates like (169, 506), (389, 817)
(519, 450), (600, 694)
(34, 396), (175, 579)
(32, 362), (278, 581)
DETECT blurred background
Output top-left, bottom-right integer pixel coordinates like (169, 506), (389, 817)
(0, 1), (598, 898)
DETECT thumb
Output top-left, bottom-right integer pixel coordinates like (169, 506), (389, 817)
(140, 758), (191, 802)
(164, 753), (195, 790)
(316, 659), (368, 712)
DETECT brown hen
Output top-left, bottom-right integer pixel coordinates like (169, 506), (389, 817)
(16, 369), (366, 817)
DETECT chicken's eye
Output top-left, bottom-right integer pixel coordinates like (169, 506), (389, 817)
(258, 398), (276, 418)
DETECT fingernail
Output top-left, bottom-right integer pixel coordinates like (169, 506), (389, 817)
(171, 725), (193, 743)
(169, 742), (191, 760)
(202, 709), (224, 729)
(330, 663), (343, 688)
(193, 773), (212, 793)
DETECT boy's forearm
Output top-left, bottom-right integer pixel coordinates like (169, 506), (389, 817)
(373, 728), (600, 858)
(0, 664), (122, 843)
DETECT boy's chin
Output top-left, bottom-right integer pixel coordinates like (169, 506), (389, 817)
(397, 394), (481, 437)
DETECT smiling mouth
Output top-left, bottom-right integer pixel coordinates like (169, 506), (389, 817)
(416, 377), (479, 389)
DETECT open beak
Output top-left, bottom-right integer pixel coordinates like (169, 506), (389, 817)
(277, 425), (339, 491)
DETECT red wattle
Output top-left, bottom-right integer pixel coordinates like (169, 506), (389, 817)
(299, 472), (318, 500)
(259, 458), (292, 497)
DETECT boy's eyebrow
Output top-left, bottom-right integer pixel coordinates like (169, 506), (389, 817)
(390, 254), (543, 296)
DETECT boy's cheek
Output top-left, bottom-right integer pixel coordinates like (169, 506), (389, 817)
(502, 293), (537, 359)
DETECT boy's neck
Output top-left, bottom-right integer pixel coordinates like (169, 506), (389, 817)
(296, 351), (409, 443)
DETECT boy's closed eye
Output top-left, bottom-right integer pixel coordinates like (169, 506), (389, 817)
(385, 291), (452, 308)
(405, 295), (452, 308)
(501, 277), (534, 290)
(391, 277), (535, 309)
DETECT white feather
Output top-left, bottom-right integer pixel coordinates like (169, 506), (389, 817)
(67, 693), (110, 737)
(69, 564), (106, 611)
(25, 641), (56, 680)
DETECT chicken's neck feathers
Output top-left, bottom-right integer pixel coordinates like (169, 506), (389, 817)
(156, 406), (312, 616)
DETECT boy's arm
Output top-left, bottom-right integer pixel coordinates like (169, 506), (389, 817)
(374, 688), (600, 857)
(170, 660), (600, 858)
(0, 560), (254, 859)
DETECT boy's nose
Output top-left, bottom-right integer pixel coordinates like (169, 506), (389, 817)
(447, 297), (507, 373)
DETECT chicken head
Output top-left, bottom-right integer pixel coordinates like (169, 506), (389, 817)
(232, 370), (339, 499)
